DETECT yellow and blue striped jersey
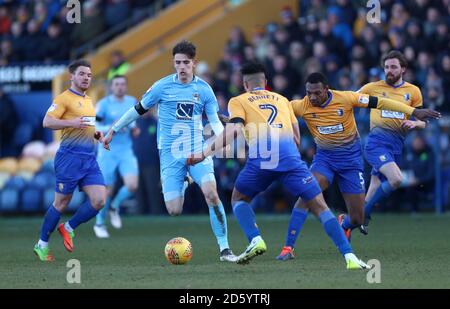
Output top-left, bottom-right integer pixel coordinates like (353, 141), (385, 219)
(291, 90), (372, 149)
(46, 89), (97, 154)
(228, 89), (301, 170)
(359, 80), (422, 136)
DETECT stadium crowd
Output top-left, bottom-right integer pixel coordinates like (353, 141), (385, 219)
(0, 0), (178, 64)
(0, 0), (449, 214)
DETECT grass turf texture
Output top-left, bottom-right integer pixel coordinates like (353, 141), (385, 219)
(1, 214), (449, 288)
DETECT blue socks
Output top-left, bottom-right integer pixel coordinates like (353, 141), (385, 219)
(233, 201), (260, 242)
(319, 210), (352, 256)
(365, 181), (394, 219)
(39, 205), (61, 242)
(285, 208), (308, 247)
(208, 202), (229, 251)
(111, 186), (132, 210)
(68, 200), (99, 230)
(96, 196), (110, 226)
(342, 215), (356, 230)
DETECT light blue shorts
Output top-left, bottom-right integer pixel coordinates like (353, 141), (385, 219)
(97, 149), (138, 186)
(159, 149), (215, 201)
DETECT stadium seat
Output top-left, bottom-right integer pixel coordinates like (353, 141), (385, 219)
(17, 157), (42, 174)
(5, 176), (28, 191)
(31, 172), (55, 189)
(43, 188), (55, 209)
(21, 187), (43, 213)
(0, 173), (11, 190)
(0, 188), (20, 212)
(0, 157), (18, 174)
(22, 141), (46, 160)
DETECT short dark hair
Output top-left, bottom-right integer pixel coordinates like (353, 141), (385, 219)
(172, 40), (196, 59)
(111, 75), (127, 82)
(68, 59), (91, 74)
(382, 50), (407, 68)
(240, 62), (266, 76)
(306, 72), (328, 85)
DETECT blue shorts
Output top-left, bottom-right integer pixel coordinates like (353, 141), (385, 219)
(311, 144), (365, 194)
(364, 134), (403, 181)
(97, 149), (138, 186)
(235, 160), (321, 202)
(159, 149), (215, 201)
(54, 148), (105, 195)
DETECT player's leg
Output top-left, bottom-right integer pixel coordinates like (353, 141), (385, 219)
(277, 162), (332, 260)
(59, 156), (106, 252)
(34, 192), (73, 261)
(34, 150), (80, 261)
(364, 141), (403, 225)
(109, 155), (139, 228)
(281, 165), (369, 269)
(232, 166), (275, 264)
(336, 168), (366, 239)
(304, 193), (369, 269)
(159, 149), (189, 215)
(94, 154), (117, 237)
(190, 156), (235, 261)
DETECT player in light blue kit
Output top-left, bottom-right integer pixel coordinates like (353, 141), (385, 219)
(94, 75), (140, 238)
(103, 41), (236, 262)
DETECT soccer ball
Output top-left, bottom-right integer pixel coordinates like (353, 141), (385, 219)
(164, 237), (193, 265)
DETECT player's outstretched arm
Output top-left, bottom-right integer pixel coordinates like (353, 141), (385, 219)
(43, 114), (91, 130)
(402, 119), (427, 130)
(187, 122), (243, 165)
(104, 102), (147, 150)
(364, 95), (441, 121)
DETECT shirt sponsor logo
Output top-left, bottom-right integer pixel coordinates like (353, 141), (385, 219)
(176, 102), (194, 120)
(58, 183), (64, 192)
(358, 95), (369, 104)
(381, 110), (405, 119)
(317, 123), (344, 135)
(48, 103), (57, 112)
(82, 116), (96, 126)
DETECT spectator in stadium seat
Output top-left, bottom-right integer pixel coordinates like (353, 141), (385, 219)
(0, 6), (11, 35)
(0, 39), (18, 65)
(279, 5), (302, 41)
(402, 134), (435, 212)
(105, 0), (130, 29)
(9, 21), (26, 62)
(22, 19), (45, 61)
(0, 86), (18, 157)
(41, 21), (70, 62)
(107, 50), (130, 81)
(70, 0), (105, 48)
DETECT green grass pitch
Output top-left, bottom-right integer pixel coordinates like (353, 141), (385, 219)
(1, 214), (449, 288)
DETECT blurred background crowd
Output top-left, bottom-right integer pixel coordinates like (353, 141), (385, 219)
(0, 0), (449, 215)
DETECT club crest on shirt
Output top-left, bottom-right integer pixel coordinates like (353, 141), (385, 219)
(192, 93), (200, 102)
(379, 155), (387, 162)
(337, 109), (344, 116)
(404, 93), (410, 101)
(78, 101), (82, 108)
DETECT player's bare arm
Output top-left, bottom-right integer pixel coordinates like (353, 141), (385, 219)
(43, 114), (91, 130)
(366, 95), (441, 121)
(187, 121), (244, 165)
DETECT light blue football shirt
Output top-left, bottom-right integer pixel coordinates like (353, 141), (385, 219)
(96, 94), (138, 153)
(141, 74), (219, 155)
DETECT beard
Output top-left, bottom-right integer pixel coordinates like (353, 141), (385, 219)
(385, 73), (401, 86)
